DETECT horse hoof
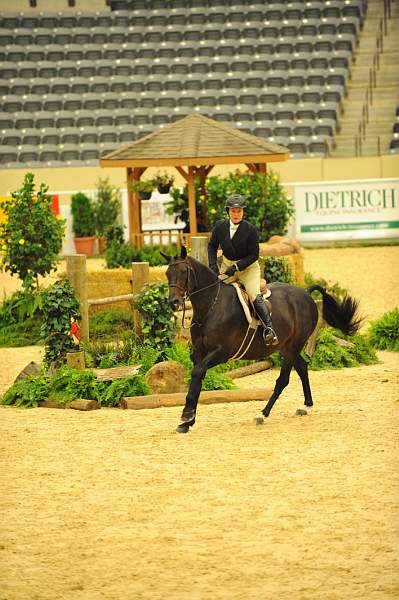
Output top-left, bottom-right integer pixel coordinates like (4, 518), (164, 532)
(295, 408), (308, 416)
(176, 423), (190, 434)
(255, 414), (265, 426)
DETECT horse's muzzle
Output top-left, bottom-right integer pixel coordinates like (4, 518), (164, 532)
(168, 297), (182, 310)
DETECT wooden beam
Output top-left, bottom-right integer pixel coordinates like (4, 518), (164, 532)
(187, 166), (197, 235)
(175, 166), (189, 181)
(100, 152), (290, 169)
(127, 167), (146, 242)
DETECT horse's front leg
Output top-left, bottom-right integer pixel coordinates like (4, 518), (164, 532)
(177, 345), (225, 433)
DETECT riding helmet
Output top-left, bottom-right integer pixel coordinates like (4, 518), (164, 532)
(225, 194), (247, 210)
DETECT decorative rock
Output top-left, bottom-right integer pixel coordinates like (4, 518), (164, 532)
(14, 361), (41, 382)
(145, 360), (188, 394)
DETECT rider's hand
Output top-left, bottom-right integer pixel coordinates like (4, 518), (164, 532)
(224, 264), (237, 277)
(209, 263), (219, 275)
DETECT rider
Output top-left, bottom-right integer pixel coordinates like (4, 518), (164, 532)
(208, 193), (278, 345)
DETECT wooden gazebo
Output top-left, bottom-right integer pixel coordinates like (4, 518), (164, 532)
(100, 114), (289, 243)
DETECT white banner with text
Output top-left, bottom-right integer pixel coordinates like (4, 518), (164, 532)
(293, 178), (399, 242)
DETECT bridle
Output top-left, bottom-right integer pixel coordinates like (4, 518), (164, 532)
(168, 258), (227, 328)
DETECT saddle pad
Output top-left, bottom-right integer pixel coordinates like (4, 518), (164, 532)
(232, 283), (271, 326)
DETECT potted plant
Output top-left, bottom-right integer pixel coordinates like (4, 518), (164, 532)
(153, 171), (174, 194)
(71, 192), (96, 255)
(94, 178), (121, 254)
(128, 179), (155, 200)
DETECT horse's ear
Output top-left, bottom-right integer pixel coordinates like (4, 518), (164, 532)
(180, 246), (187, 259)
(160, 251), (171, 263)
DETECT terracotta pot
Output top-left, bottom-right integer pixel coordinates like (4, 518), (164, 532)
(97, 236), (107, 254)
(74, 236), (95, 255)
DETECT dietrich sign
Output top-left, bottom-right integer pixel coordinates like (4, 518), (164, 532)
(294, 178), (399, 242)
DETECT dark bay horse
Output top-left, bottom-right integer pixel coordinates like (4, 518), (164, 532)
(164, 247), (362, 433)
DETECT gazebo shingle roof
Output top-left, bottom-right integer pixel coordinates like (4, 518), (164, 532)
(101, 114), (289, 166)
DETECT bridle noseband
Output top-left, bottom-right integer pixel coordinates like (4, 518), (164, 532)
(168, 258), (224, 328)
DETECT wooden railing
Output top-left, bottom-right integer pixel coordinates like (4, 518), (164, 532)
(130, 230), (210, 249)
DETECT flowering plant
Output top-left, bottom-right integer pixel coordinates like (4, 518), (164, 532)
(0, 172), (65, 290)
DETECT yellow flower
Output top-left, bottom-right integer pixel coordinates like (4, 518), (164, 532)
(56, 214), (63, 220)
(2, 244), (7, 250)
(273, 174), (279, 181)
(199, 194), (206, 201)
(210, 208), (217, 214)
(18, 239), (25, 245)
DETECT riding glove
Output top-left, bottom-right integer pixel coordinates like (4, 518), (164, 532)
(209, 263), (219, 275)
(224, 264), (237, 277)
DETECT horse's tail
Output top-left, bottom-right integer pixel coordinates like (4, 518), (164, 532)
(306, 284), (363, 336)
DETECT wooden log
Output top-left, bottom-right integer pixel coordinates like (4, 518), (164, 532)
(67, 399), (101, 411)
(331, 335), (355, 349)
(224, 360), (272, 379)
(92, 364), (141, 381)
(66, 351), (85, 370)
(88, 293), (135, 306)
(39, 400), (66, 409)
(66, 254), (89, 342)
(120, 388), (271, 410)
(131, 262), (149, 335)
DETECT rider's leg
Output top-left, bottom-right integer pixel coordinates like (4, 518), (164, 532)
(239, 262), (278, 345)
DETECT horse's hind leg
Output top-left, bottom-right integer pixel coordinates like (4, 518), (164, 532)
(256, 359), (293, 425)
(293, 354), (313, 416)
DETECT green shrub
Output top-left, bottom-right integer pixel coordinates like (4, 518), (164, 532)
(71, 192), (95, 237)
(99, 375), (149, 407)
(89, 308), (134, 341)
(1, 374), (50, 408)
(0, 317), (43, 347)
(94, 177), (121, 238)
(104, 241), (178, 269)
(367, 308), (399, 352)
(83, 335), (160, 372)
(307, 327), (379, 370)
(0, 172), (65, 290)
(262, 256), (294, 284)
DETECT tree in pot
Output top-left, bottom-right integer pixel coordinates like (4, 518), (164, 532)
(94, 178), (121, 254)
(71, 192), (96, 255)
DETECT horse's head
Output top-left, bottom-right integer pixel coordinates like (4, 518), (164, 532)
(162, 246), (190, 310)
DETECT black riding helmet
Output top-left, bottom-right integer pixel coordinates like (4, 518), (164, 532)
(225, 194), (247, 210)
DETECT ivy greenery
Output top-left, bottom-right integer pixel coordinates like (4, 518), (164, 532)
(134, 282), (176, 352)
(261, 256), (294, 284)
(0, 172), (65, 291)
(40, 279), (81, 368)
(307, 327), (379, 370)
(366, 308), (399, 352)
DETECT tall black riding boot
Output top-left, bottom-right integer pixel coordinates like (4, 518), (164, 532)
(253, 294), (278, 345)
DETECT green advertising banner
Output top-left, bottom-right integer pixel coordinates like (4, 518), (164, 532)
(294, 178), (399, 242)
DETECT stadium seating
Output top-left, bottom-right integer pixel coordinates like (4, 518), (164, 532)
(0, 0), (370, 167)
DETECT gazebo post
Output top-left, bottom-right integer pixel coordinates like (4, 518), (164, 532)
(187, 166), (198, 235)
(127, 166), (146, 247)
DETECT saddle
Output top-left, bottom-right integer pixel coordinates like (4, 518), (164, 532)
(231, 278), (272, 327)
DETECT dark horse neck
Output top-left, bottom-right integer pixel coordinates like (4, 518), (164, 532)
(187, 257), (220, 322)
